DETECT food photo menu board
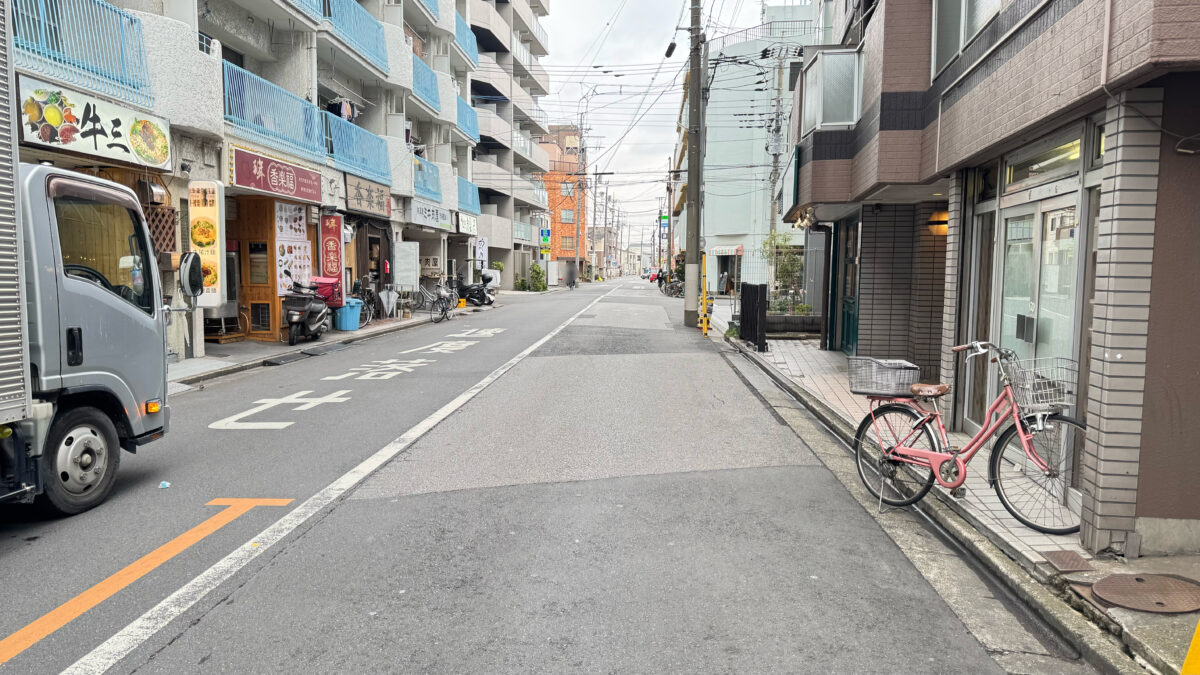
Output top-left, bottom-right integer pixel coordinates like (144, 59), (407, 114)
(275, 203), (312, 296)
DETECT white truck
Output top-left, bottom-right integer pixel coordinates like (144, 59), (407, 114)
(0, 23), (203, 513)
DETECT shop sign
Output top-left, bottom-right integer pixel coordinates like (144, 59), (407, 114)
(395, 242), (419, 288)
(276, 203), (312, 296)
(345, 174), (390, 218)
(475, 238), (488, 270)
(187, 181), (224, 308)
(540, 247), (551, 256)
(231, 146), (322, 203)
(18, 76), (172, 169)
(320, 215), (345, 303)
(458, 213), (478, 236)
(411, 199), (451, 230)
(420, 256), (441, 277)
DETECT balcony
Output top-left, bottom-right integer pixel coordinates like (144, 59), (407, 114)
(513, 174), (547, 208)
(412, 54), (441, 112)
(513, 221), (533, 243)
(454, 12), (479, 67)
(476, 107), (510, 146)
(468, 0), (509, 51)
(13, 0), (153, 108)
(510, 0), (548, 55)
(324, 112), (390, 185)
(224, 61), (324, 161)
(418, 0), (439, 20)
(324, 0), (388, 73)
(512, 128), (548, 171)
(472, 159), (511, 196)
(414, 155), (442, 202)
(288, 0), (322, 21)
(387, 137), (414, 198)
(477, 214), (512, 248)
(456, 97), (479, 142)
(458, 177), (481, 215)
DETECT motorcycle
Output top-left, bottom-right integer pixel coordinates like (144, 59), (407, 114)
(457, 272), (496, 307)
(283, 270), (333, 346)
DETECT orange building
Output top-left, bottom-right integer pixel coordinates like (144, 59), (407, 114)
(539, 126), (587, 278)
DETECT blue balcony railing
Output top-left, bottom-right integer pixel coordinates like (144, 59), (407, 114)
(286, 0), (321, 21)
(513, 221), (533, 242)
(456, 97), (479, 142)
(324, 111), (391, 185)
(414, 156), (441, 202)
(13, 0), (153, 108)
(223, 61), (324, 161)
(458, 177), (481, 215)
(412, 54), (440, 112)
(324, 0), (388, 72)
(418, 0), (439, 20)
(454, 12), (479, 66)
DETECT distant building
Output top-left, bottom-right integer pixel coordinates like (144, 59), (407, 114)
(539, 126), (587, 281)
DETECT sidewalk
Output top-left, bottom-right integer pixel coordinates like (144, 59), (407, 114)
(735, 336), (1199, 675)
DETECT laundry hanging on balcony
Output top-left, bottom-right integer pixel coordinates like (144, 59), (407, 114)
(325, 99), (360, 122)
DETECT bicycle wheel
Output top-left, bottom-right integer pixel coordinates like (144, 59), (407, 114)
(358, 296), (375, 328)
(990, 414), (1085, 534)
(853, 404), (938, 507)
(431, 298), (448, 323)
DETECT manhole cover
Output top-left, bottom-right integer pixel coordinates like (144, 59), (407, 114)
(1091, 574), (1200, 613)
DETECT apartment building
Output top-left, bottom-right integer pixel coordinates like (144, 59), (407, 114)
(469, 0), (551, 288)
(780, 0), (1200, 556)
(12, 0), (549, 358)
(670, 5), (819, 294)
(540, 125), (587, 281)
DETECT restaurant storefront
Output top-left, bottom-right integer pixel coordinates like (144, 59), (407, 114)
(344, 174), (393, 298)
(405, 197), (452, 290)
(223, 145), (324, 343)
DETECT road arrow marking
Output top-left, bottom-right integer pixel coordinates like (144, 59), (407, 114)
(0, 498), (293, 666)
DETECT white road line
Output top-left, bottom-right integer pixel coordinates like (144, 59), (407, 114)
(64, 288), (618, 675)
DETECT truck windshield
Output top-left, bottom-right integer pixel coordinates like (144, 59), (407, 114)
(53, 196), (154, 315)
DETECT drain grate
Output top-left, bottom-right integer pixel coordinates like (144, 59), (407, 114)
(1091, 574), (1200, 613)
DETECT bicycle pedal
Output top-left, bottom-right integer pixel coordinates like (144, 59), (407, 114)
(950, 487), (968, 499)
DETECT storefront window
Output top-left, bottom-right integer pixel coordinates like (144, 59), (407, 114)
(1000, 214), (1035, 361)
(249, 242), (269, 284)
(1037, 207), (1078, 361)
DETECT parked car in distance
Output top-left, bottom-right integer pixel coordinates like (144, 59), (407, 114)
(649, 269), (659, 281)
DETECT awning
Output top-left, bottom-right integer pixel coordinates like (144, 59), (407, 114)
(710, 245), (743, 256)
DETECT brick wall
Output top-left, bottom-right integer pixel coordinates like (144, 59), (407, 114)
(1078, 87), (1161, 554)
(858, 205), (915, 362)
(909, 202), (948, 381)
(938, 172), (966, 413)
(881, 0), (932, 91)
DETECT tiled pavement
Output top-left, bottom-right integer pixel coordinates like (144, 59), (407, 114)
(764, 339), (1090, 568)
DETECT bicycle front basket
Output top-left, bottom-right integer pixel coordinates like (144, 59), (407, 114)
(847, 357), (921, 396)
(1008, 357), (1077, 411)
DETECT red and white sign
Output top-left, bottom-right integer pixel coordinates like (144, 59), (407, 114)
(320, 214), (344, 275)
(230, 147), (322, 203)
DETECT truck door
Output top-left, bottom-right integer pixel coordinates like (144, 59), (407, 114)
(47, 177), (166, 436)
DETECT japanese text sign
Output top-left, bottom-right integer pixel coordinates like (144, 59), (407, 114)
(231, 147), (322, 203)
(19, 76), (172, 169)
(345, 175), (390, 218)
(188, 181), (224, 308)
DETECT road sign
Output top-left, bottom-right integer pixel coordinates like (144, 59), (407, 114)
(540, 248), (551, 255)
(540, 228), (551, 238)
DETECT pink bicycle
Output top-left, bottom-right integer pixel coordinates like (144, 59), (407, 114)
(851, 342), (1086, 534)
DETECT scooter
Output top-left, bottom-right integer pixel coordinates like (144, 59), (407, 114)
(456, 273), (496, 307)
(283, 270), (332, 346)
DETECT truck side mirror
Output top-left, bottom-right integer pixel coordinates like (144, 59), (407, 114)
(179, 252), (203, 299)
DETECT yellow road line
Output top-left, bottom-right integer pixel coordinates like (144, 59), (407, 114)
(0, 498), (292, 665)
(1184, 615), (1200, 675)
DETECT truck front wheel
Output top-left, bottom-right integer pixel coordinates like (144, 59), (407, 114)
(38, 407), (121, 515)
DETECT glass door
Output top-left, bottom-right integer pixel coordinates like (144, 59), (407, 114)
(963, 212), (995, 432)
(998, 206), (1037, 361)
(838, 220), (859, 355)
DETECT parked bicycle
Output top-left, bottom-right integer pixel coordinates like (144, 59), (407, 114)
(354, 275), (377, 329)
(851, 342), (1085, 534)
(430, 283), (454, 323)
(660, 279), (683, 298)
(411, 284), (436, 311)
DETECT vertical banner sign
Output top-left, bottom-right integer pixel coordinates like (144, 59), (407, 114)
(319, 214), (344, 304)
(475, 238), (488, 270)
(187, 181), (224, 308)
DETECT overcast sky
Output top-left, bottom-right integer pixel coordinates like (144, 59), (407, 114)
(540, 1), (772, 252)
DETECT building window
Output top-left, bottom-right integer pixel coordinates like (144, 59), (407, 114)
(801, 49), (862, 136)
(933, 0), (1000, 75)
(561, 209), (575, 223)
(561, 182), (575, 196)
(561, 236), (575, 249)
(1003, 130), (1082, 194)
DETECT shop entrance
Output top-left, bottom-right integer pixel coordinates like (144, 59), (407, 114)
(834, 219), (860, 355)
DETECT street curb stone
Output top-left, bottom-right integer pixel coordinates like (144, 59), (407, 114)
(724, 335), (1149, 675)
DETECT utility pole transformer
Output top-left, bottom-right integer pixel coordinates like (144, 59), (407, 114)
(684, 0), (703, 326)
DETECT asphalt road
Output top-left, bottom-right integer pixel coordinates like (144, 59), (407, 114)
(0, 279), (1096, 674)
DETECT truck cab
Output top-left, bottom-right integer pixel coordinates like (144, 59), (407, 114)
(0, 164), (201, 513)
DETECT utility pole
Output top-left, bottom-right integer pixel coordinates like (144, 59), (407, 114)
(684, 0), (704, 326)
(767, 47), (786, 237)
(575, 116), (585, 280)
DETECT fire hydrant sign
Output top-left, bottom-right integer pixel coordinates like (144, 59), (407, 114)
(187, 181), (224, 308)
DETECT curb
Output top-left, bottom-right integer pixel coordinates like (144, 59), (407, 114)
(725, 336), (1147, 675)
(174, 313), (450, 387)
